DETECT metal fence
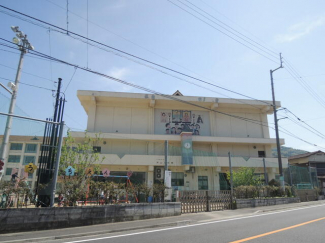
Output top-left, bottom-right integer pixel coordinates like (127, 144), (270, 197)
(178, 190), (232, 213)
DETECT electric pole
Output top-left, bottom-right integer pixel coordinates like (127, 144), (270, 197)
(270, 53), (284, 190)
(0, 26), (34, 180)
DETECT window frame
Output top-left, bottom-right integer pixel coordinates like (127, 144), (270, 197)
(171, 172), (184, 186)
(5, 168), (12, 176)
(10, 143), (23, 151)
(93, 146), (101, 153)
(25, 144), (38, 153)
(198, 176), (208, 190)
(8, 155), (21, 163)
(258, 151), (266, 158)
(23, 156), (36, 165)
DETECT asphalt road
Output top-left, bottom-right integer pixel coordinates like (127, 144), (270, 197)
(44, 203), (325, 243)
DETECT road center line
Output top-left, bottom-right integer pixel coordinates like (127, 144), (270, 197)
(230, 217), (325, 243)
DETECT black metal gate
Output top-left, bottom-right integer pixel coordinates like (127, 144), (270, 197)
(35, 78), (65, 207)
(179, 190), (232, 213)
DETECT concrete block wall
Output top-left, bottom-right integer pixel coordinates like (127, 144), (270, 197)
(236, 197), (300, 209)
(0, 203), (181, 233)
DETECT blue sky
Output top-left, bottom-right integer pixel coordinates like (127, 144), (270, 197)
(0, 0), (324, 152)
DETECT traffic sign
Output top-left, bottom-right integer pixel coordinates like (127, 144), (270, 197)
(85, 167), (94, 176)
(102, 168), (110, 177)
(65, 166), (75, 176)
(24, 163), (37, 173)
(127, 171), (133, 178)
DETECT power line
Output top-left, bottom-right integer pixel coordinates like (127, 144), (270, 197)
(0, 5), (275, 107)
(64, 67), (77, 93)
(198, 0), (279, 54)
(45, 0), (229, 86)
(0, 37), (270, 111)
(27, 46), (325, 149)
(167, 0), (279, 63)
(0, 76), (55, 91)
(283, 108), (325, 139)
(0, 8), (320, 149)
(0, 42), (59, 63)
(0, 61), (55, 83)
(2, 36), (323, 149)
(180, 0), (325, 111)
(174, 0), (278, 59)
(28, 47), (270, 125)
(283, 58), (325, 109)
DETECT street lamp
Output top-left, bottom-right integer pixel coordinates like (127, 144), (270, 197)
(0, 26), (34, 180)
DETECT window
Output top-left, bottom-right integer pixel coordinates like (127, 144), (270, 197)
(198, 176), (208, 190)
(171, 172), (184, 186)
(23, 156), (35, 165)
(219, 173), (230, 190)
(28, 173), (33, 179)
(10, 143), (23, 150)
(8, 155), (21, 163)
(258, 151), (265, 158)
(5, 168), (12, 175)
(93, 146), (101, 153)
(25, 144), (38, 153)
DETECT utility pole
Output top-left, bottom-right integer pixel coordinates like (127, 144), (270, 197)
(164, 140), (168, 172)
(263, 157), (268, 185)
(50, 121), (65, 207)
(0, 26), (34, 180)
(228, 152), (234, 209)
(270, 53), (284, 190)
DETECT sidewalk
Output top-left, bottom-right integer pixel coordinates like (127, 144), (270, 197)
(1, 200), (324, 243)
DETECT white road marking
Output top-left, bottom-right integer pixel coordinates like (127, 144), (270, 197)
(65, 204), (325, 243)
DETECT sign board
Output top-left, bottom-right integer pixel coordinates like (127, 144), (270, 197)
(24, 163), (37, 174)
(164, 170), (172, 188)
(102, 168), (110, 177)
(85, 167), (94, 176)
(127, 171), (133, 178)
(65, 166), (75, 176)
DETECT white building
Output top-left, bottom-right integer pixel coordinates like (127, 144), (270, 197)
(0, 135), (42, 188)
(70, 90), (288, 192)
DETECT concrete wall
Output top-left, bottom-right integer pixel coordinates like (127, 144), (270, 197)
(0, 203), (181, 233)
(236, 197), (300, 209)
(296, 189), (318, 202)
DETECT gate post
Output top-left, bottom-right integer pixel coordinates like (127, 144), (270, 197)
(206, 191), (211, 212)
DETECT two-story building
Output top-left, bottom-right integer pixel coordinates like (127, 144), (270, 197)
(70, 90), (288, 192)
(0, 135), (42, 188)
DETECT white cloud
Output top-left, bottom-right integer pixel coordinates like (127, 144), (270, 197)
(107, 67), (130, 80)
(275, 16), (325, 43)
(96, 67), (134, 92)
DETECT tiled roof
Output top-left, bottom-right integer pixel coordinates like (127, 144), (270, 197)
(288, 150), (324, 160)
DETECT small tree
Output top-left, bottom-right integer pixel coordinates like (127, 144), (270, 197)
(227, 167), (261, 188)
(58, 132), (104, 206)
(138, 184), (152, 202)
(153, 183), (168, 202)
(0, 178), (33, 208)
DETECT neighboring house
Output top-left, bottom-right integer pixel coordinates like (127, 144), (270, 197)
(289, 151), (325, 190)
(70, 90), (288, 192)
(0, 135), (42, 189)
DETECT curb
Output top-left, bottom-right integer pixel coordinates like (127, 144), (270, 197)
(258, 200), (325, 213)
(0, 220), (192, 243)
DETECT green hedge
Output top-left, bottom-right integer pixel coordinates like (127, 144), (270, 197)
(234, 185), (297, 199)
